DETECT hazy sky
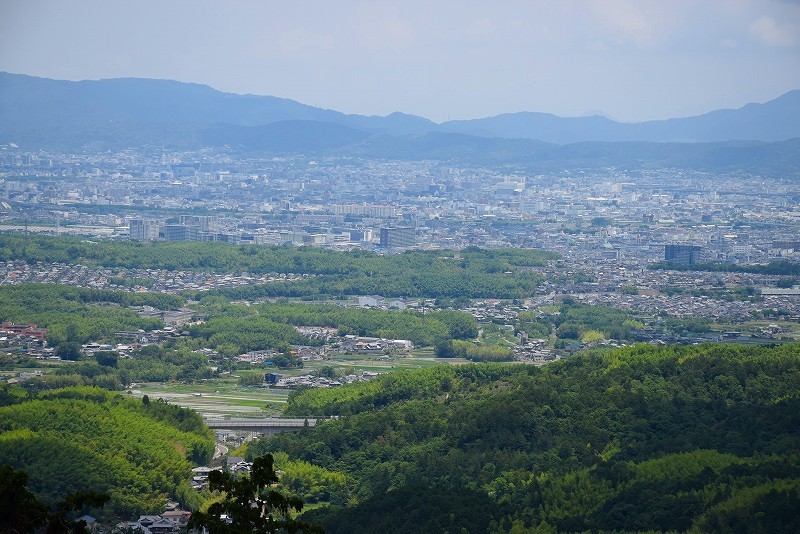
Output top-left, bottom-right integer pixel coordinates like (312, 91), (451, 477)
(1, 1), (799, 123)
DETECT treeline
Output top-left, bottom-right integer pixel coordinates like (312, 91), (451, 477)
(268, 452), (348, 506)
(0, 386), (214, 518)
(0, 235), (557, 275)
(516, 300), (646, 342)
(185, 298), (478, 355)
(22, 346), (216, 390)
(650, 259), (800, 276)
(0, 234), (558, 299)
(436, 339), (514, 362)
(205, 258), (546, 300)
(254, 302), (478, 347)
(302, 485), (502, 534)
(245, 343), (800, 532)
(0, 283), (179, 345)
(188, 315), (305, 356)
(281, 365), (514, 417)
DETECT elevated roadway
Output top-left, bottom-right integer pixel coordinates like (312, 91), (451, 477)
(205, 416), (323, 435)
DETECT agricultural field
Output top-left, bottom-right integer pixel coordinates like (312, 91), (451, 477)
(128, 382), (289, 416)
(129, 351), (470, 417)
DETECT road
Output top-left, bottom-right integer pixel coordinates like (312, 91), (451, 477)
(214, 442), (229, 459)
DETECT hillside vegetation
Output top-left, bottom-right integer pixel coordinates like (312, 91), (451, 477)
(242, 343), (800, 533)
(0, 386), (214, 517)
(0, 283), (180, 345)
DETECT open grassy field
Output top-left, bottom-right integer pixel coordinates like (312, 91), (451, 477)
(128, 380), (290, 416)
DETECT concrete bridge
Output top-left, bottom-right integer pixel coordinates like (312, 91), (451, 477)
(205, 417), (323, 435)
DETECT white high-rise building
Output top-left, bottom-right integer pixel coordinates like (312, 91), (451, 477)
(129, 219), (160, 241)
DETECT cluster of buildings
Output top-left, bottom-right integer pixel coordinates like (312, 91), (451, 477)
(188, 458), (252, 492)
(0, 321), (46, 343)
(131, 215), (234, 243)
(115, 459), (255, 531)
(269, 370), (380, 389)
(0, 261), (306, 295)
(235, 333), (414, 370)
(573, 291), (800, 324)
(115, 510), (192, 534)
(2, 148), (798, 261)
(1, 146), (799, 349)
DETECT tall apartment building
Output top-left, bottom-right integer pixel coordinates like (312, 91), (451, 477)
(380, 227), (415, 249)
(129, 219), (160, 241)
(332, 204), (397, 218)
(179, 215), (218, 233)
(664, 244), (703, 265)
(163, 224), (199, 242)
(161, 215), (221, 242)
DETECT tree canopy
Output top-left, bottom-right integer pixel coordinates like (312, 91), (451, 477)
(242, 343), (800, 533)
(0, 386), (213, 517)
(0, 234), (558, 299)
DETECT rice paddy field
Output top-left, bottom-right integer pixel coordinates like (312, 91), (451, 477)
(127, 383), (288, 416)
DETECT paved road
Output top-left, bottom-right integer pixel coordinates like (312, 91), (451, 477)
(214, 442), (229, 459)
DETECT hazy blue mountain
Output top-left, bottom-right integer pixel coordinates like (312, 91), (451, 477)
(440, 113), (631, 144)
(628, 90), (800, 142)
(200, 121), (371, 152)
(341, 111), (438, 136)
(2, 72), (798, 146)
(343, 131), (551, 161)
(1, 72), (798, 175)
(440, 90), (800, 143)
(0, 72), (433, 140)
(0, 72), (335, 127)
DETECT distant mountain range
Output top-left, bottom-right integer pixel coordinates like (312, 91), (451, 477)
(438, 90), (800, 144)
(1, 72), (799, 175)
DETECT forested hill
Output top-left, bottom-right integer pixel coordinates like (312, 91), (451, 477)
(0, 386), (214, 518)
(245, 343), (800, 533)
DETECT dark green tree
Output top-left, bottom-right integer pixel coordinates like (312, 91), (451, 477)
(65, 324), (80, 343)
(187, 454), (323, 533)
(0, 464), (48, 532)
(46, 491), (110, 533)
(434, 339), (454, 358)
(0, 465), (109, 533)
(94, 351), (119, 368)
(55, 342), (81, 361)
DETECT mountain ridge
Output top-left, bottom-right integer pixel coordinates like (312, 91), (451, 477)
(1, 72), (799, 176)
(2, 71), (798, 143)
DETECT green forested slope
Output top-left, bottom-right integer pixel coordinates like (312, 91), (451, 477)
(256, 303), (478, 347)
(248, 343), (800, 533)
(0, 386), (214, 517)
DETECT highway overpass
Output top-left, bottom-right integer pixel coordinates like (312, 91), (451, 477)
(205, 417), (323, 435)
